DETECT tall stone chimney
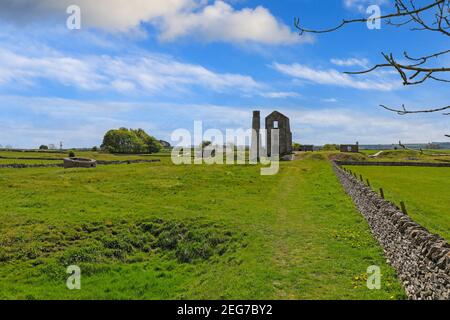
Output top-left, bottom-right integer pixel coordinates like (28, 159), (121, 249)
(251, 110), (260, 162)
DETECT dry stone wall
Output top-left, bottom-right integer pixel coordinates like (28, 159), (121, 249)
(333, 162), (450, 300)
(0, 159), (161, 169)
(96, 159), (161, 165)
(0, 163), (62, 169)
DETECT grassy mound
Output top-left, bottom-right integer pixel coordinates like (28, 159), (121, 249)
(378, 150), (421, 159)
(296, 153), (326, 161)
(328, 152), (368, 162)
(298, 152), (368, 162)
(0, 217), (243, 265)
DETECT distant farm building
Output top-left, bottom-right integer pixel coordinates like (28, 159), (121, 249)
(300, 145), (314, 152)
(340, 143), (359, 153)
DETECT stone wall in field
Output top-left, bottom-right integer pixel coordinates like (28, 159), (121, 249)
(0, 159), (161, 169)
(333, 162), (450, 300)
(96, 159), (161, 165)
(0, 156), (63, 161)
(0, 163), (62, 169)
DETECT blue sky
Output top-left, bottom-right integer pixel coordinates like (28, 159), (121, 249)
(0, 0), (448, 148)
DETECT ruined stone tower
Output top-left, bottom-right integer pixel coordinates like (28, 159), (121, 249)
(251, 110), (292, 159)
(265, 111), (292, 157)
(251, 110), (260, 161)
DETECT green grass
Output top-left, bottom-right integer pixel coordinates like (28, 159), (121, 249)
(0, 150), (170, 165)
(0, 156), (405, 299)
(362, 149), (450, 163)
(0, 159), (61, 165)
(344, 166), (450, 242)
(297, 149), (450, 164)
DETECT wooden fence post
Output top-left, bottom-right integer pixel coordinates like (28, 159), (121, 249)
(400, 201), (408, 215)
(379, 188), (385, 199)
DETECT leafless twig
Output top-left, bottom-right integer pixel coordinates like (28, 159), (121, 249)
(294, 0), (449, 36)
(380, 104), (450, 115)
(294, 0), (449, 137)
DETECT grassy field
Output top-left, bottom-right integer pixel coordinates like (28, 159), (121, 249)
(0, 159), (61, 165)
(343, 165), (450, 242)
(0, 152), (406, 300)
(0, 150), (169, 162)
(361, 149), (450, 163)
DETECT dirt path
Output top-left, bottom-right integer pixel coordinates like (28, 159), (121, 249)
(270, 163), (318, 299)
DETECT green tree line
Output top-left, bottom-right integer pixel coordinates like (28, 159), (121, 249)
(101, 128), (162, 154)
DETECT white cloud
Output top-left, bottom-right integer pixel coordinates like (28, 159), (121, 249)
(330, 58), (369, 68)
(104, 53), (263, 94)
(343, 0), (388, 12)
(157, 1), (310, 45)
(111, 80), (137, 93)
(0, 96), (147, 148)
(272, 62), (399, 91)
(0, 47), (262, 95)
(260, 91), (301, 99)
(0, 49), (105, 90)
(322, 98), (338, 103)
(0, 0), (308, 45)
(1, 96), (447, 148)
(0, 0), (195, 30)
(288, 108), (448, 145)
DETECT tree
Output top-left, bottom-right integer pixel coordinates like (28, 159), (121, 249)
(132, 129), (162, 154)
(323, 144), (339, 151)
(101, 128), (161, 154)
(39, 145), (49, 150)
(201, 141), (212, 148)
(295, 0), (449, 137)
(293, 143), (302, 151)
(101, 128), (142, 153)
(200, 141), (214, 157)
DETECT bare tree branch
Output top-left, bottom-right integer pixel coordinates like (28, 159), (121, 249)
(294, 0), (450, 137)
(294, 0), (448, 35)
(343, 52), (450, 85)
(380, 104), (450, 115)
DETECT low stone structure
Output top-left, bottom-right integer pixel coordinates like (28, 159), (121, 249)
(340, 144), (359, 153)
(299, 145), (314, 152)
(96, 159), (161, 165)
(333, 162), (450, 300)
(63, 157), (97, 168)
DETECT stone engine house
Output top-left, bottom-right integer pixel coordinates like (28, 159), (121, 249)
(252, 110), (293, 157)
